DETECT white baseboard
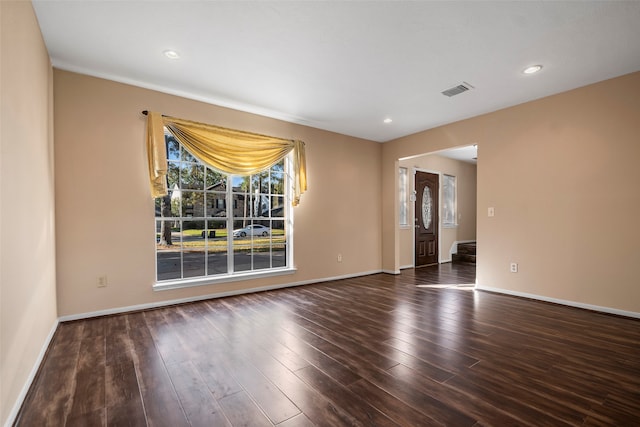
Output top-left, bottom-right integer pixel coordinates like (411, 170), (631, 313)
(382, 269), (401, 275)
(5, 319), (59, 427)
(399, 264), (414, 270)
(476, 285), (640, 319)
(59, 270), (383, 322)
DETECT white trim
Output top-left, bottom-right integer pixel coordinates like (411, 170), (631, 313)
(154, 267), (297, 291)
(476, 285), (640, 319)
(382, 269), (401, 275)
(399, 264), (414, 270)
(4, 320), (59, 427)
(59, 269), (383, 322)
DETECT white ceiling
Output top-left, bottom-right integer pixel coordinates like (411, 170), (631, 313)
(32, 1), (640, 143)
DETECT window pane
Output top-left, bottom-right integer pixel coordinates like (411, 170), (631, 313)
(399, 167), (408, 226)
(251, 172), (269, 194)
(156, 220), (181, 281)
(180, 191), (203, 217)
(166, 135), (180, 160)
(272, 244), (286, 268)
(270, 172), (284, 195)
(443, 174), (456, 226)
(272, 221), (286, 268)
(205, 192), (226, 218)
(181, 146), (196, 163)
(206, 220), (227, 275)
(252, 221), (271, 270)
(170, 194), (181, 217)
(206, 168), (226, 189)
(180, 223), (205, 278)
(253, 194), (270, 218)
(167, 161), (180, 188)
(233, 231), (252, 273)
(181, 162), (204, 189)
(271, 196), (284, 218)
(272, 159), (285, 172)
(231, 175), (249, 192)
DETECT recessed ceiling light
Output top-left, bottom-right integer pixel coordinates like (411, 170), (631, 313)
(163, 50), (180, 59)
(383, 118), (393, 124)
(523, 65), (543, 74)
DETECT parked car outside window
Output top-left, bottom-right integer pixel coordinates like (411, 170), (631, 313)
(233, 224), (271, 238)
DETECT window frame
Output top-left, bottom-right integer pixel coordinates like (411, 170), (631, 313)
(153, 139), (296, 291)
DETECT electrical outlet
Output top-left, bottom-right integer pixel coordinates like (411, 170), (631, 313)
(337, 253), (343, 263)
(488, 207), (495, 217)
(98, 275), (108, 287)
(510, 263), (518, 273)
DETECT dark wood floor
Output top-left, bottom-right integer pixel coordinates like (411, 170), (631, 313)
(16, 263), (640, 426)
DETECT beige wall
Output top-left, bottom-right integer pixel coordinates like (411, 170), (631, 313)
(0, 2), (58, 425)
(54, 70), (382, 317)
(399, 155), (477, 267)
(383, 71), (640, 314)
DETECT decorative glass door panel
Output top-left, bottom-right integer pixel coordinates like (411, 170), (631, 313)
(422, 186), (432, 230)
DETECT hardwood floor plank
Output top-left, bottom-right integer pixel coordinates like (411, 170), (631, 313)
(128, 312), (189, 427)
(276, 413), (316, 427)
(106, 399), (148, 427)
(105, 359), (146, 426)
(164, 360), (232, 427)
(15, 322), (84, 426)
(347, 378), (444, 426)
(68, 335), (106, 418)
(294, 365), (397, 427)
(386, 363), (524, 426)
(250, 359), (361, 427)
(16, 263), (640, 427)
(225, 356), (301, 424)
(66, 408), (105, 427)
(105, 324), (133, 365)
(444, 366), (576, 426)
(217, 391), (273, 427)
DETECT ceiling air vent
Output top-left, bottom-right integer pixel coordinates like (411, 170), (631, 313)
(441, 82), (474, 97)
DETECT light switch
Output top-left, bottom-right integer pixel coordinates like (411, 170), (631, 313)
(488, 207), (495, 217)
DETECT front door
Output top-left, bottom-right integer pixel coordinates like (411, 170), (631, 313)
(415, 171), (439, 267)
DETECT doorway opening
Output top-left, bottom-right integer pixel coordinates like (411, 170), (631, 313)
(415, 171), (439, 267)
(398, 145), (477, 270)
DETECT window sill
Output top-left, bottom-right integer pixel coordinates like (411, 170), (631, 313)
(399, 225), (413, 230)
(153, 267), (297, 291)
(443, 224), (458, 229)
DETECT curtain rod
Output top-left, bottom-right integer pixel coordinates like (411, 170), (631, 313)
(142, 111), (169, 117)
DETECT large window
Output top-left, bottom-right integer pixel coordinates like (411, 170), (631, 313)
(155, 134), (291, 286)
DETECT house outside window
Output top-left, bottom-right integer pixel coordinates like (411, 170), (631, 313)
(155, 134), (292, 286)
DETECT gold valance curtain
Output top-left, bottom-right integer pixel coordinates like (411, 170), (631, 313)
(146, 112), (307, 206)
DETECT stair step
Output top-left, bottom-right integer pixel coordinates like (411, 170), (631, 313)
(452, 253), (476, 263)
(453, 242), (476, 263)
